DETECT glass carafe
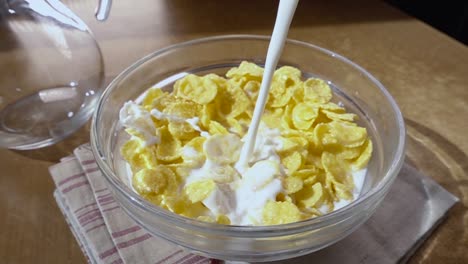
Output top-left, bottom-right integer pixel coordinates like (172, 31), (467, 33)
(0, 0), (111, 150)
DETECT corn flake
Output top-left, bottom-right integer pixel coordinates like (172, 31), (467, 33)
(132, 165), (177, 195)
(184, 180), (216, 203)
(292, 102), (319, 130)
(297, 182), (323, 208)
(156, 126), (181, 162)
(204, 134), (242, 164)
(352, 139), (373, 170)
(281, 151), (303, 174)
(303, 78), (332, 103)
(175, 74), (218, 104)
(142, 87), (166, 110)
(226, 61), (264, 81)
(284, 176), (303, 194)
(207, 120), (228, 135)
(215, 83), (251, 118)
(262, 200), (301, 225)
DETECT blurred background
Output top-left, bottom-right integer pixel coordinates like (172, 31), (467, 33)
(386, 0), (468, 45)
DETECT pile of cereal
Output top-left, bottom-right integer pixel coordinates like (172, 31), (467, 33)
(120, 61), (372, 226)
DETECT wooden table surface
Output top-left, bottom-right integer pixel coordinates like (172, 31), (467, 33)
(1, 0), (467, 263)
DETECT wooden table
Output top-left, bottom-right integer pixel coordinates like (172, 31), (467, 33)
(1, 0), (467, 263)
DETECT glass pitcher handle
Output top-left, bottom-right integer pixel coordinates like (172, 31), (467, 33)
(95, 0), (112, 21)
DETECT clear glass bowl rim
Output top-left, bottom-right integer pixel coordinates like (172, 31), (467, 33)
(90, 34), (406, 236)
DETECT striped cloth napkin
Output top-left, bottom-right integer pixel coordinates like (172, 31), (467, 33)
(50, 144), (216, 264)
(49, 143), (458, 264)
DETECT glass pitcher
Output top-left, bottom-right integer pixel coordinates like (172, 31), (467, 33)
(0, 0), (111, 150)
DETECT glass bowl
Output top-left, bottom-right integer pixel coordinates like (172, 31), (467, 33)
(91, 35), (406, 262)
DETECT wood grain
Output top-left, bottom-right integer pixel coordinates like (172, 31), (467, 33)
(1, 0), (467, 263)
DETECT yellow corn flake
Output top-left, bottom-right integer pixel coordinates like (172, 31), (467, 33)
(208, 120), (229, 135)
(121, 138), (141, 163)
(269, 87), (294, 108)
(262, 200), (301, 225)
(243, 80), (260, 101)
(335, 145), (362, 161)
(281, 151), (303, 174)
(204, 134), (242, 164)
(207, 165), (239, 183)
(168, 122), (198, 141)
(322, 109), (356, 122)
(181, 137), (206, 165)
(322, 152), (354, 200)
(156, 126), (181, 162)
(132, 169), (165, 194)
(305, 153), (323, 169)
(352, 139), (373, 170)
(292, 83), (305, 103)
(138, 146), (159, 170)
(159, 195), (184, 213)
(274, 65), (301, 79)
(276, 193), (293, 202)
(151, 92), (178, 112)
(142, 87), (166, 110)
(132, 165), (177, 195)
(184, 179), (216, 203)
(292, 102), (319, 130)
(173, 164), (193, 179)
(196, 214), (231, 225)
(268, 66), (301, 107)
(293, 166), (319, 179)
(281, 104), (294, 130)
(303, 175), (318, 186)
(226, 61), (264, 81)
(227, 77), (248, 92)
(234, 112), (252, 128)
(297, 182), (323, 208)
(324, 170), (354, 201)
(124, 128), (154, 143)
(205, 73), (228, 87)
(284, 176), (303, 194)
(303, 78), (332, 103)
(328, 121), (367, 148)
(215, 83), (251, 118)
(197, 215), (215, 223)
(226, 117), (245, 136)
(281, 129), (303, 139)
(313, 121), (367, 150)
(164, 98), (200, 118)
(313, 123), (334, 147)
(262, 109), (283, 129)
(185, 136), (205, 153)
(271, 66), (301, 97)
(318, 102), (345, 112)
(278, 137), (299, 153)
(216, 215), (231, 225)
(292, 103), (318, 121)
(322, 152), (348, 181)
(269, 81), (286, 97)
(121, 139), (159, 171)
(162, 100), (200, 140)
(141, 193), (163, 207)
(175, 74), (218, 104)
(173, 200), (208, 217)
(200, 103), (216, 129)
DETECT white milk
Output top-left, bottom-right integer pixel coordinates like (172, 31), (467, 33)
(236, 0), (299, 172)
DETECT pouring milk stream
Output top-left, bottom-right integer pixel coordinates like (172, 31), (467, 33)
(236, 0), (299, 173)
